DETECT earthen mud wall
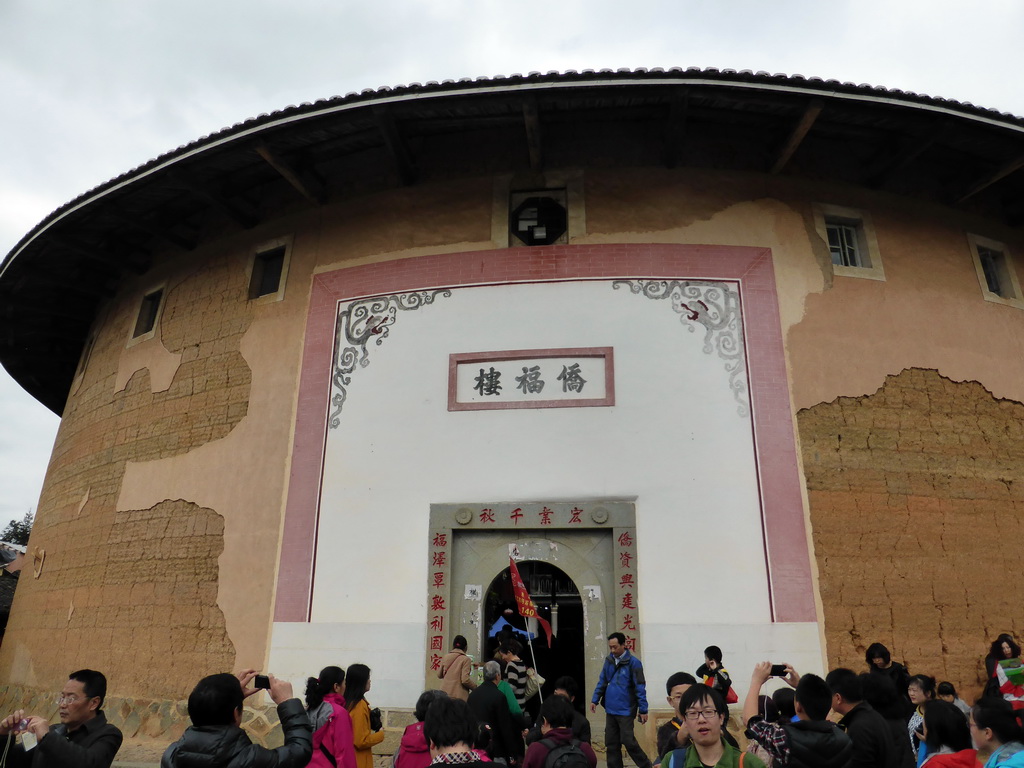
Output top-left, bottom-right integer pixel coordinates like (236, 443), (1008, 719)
(0, 252), (256, 698)
(799, 367), (1024, 699)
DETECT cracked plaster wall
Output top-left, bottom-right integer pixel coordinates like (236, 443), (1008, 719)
(799, 368), (1024, 698)
(0, 239), (260, 699)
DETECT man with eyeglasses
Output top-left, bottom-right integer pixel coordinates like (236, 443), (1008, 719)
(660, 684), (765, 768)
(0, 668), (123, 767)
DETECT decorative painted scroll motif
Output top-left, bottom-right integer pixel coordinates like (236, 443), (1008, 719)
(330, 289), (452, 428)
(612, 280), (749, 416)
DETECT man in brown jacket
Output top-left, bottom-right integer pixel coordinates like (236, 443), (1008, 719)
(438, 635), (477, 700)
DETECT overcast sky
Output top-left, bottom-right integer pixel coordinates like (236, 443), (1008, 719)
(2, 0), (1024, 531)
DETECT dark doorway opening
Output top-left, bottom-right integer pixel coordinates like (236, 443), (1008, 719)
(484, 561), (585, 721)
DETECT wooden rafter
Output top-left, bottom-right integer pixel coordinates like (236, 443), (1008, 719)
(865, 121), (950, 189)
(167, 170), (260, 229)
(662, 90), (689, 169)
(107, 210), (198, 251)
(522, 97), (543, 172)
(374, 106), (417, 186)
(771, 100), (823, 175)
(255, 143), (327, 205)
(957, 152), (1024, 204)
(48, 235), (150, 274)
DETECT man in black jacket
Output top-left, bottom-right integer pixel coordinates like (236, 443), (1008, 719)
(826, 668), (896, 768)
(162, 669), (312, 768)
(0, 668), (123, 768)
(468, 661), (524, 764)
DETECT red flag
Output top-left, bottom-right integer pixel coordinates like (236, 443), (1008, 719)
(509, 558), (553, 647)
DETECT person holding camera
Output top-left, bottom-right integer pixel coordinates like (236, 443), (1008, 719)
(161, 669), (312, 768)
(0, 669), (122, 768)
(742, 662), (852, 768)
(345, 664), (385, 768)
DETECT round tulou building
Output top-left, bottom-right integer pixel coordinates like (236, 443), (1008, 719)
(3, 67), (1024, 750)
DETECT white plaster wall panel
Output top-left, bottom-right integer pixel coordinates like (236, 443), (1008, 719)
(642, 622), (825, 704)
(314, 280), (767, 628)
(268, 621), (426, 707)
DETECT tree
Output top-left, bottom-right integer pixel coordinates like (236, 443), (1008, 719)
(0, 510), (33, 546)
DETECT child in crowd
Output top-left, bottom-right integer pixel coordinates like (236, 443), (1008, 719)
(696, 646), (735, 703)
(938, 682), (972, 719)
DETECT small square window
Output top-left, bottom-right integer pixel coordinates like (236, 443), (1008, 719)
(968, 234), (1023, 308)
(813, 204), (885, 281)
(133, 289), (164, 339)
(249, 246), (286, 299)
(247, 237), (291, 303)
(826, 219), (867, 268)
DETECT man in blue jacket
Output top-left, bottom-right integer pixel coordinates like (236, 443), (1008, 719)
(590, 633), (651, 768)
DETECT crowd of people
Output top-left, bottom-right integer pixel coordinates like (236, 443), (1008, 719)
(2, 632), (1024, 768)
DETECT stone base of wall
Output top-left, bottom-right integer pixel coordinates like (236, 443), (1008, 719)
(0, 684), (413, 765)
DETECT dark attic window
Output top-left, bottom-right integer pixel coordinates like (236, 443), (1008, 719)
(132, 289), (164, 338)
(510, 193), (568, 246)
(249, 245), (287, 299)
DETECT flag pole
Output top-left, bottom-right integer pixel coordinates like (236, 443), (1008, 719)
(526, 616), (543, 704)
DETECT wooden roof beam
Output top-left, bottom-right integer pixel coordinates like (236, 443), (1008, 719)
(662, 91), (689, 169)
(255, 143), (327, 205)
(107, 210), (198, 251)
(865, 121), (951, 189)
(522, 97), (544, 172)
(374, 106), (417, 186)
(771, 100), (823, 175)
(48, 234), (151, 275)
(167, 170), (261, 229)
(956, 152), (1024, 204)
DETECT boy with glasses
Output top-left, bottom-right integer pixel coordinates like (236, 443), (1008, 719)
(661, 684), (765, 768)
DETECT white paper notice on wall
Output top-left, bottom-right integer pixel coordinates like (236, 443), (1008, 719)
(509, 544), (522, 560)
(465, 585), (482, 601)
(584, 585), (601, 601)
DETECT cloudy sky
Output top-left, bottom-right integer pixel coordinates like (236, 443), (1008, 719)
(2, 0), (1024, 530)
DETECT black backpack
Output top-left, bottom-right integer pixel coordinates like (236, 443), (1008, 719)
(540, 738), (589, 768)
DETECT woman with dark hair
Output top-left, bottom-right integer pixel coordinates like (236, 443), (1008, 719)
(439, 635), (478, 702)
(499, 639), (528, 710)
(307, 666), (346, 730)
(920, 699), (980, 766)
(867, 643), (912, 706)
(985, 635), (1024, 714)
(970, 698), (1024, 767)
(396, 690), (449, 768)
(861, 673), (916, 768)
(306, 666), (357, 768)
(346, 664), (385, 768)
(909, 675), (938, 764)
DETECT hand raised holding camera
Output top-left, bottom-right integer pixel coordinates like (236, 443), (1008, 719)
(268, 675), (293, 705)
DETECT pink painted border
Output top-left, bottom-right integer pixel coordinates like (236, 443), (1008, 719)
(448, 347), (615, 411)
(275, 243), (815, 623)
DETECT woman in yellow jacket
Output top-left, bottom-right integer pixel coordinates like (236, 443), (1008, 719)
(346, 663), (386, 768)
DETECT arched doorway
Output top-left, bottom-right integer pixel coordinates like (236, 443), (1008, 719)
(483, 561), (586, 718)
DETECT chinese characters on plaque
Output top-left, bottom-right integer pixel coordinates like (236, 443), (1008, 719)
(449, 348), (614, 411)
